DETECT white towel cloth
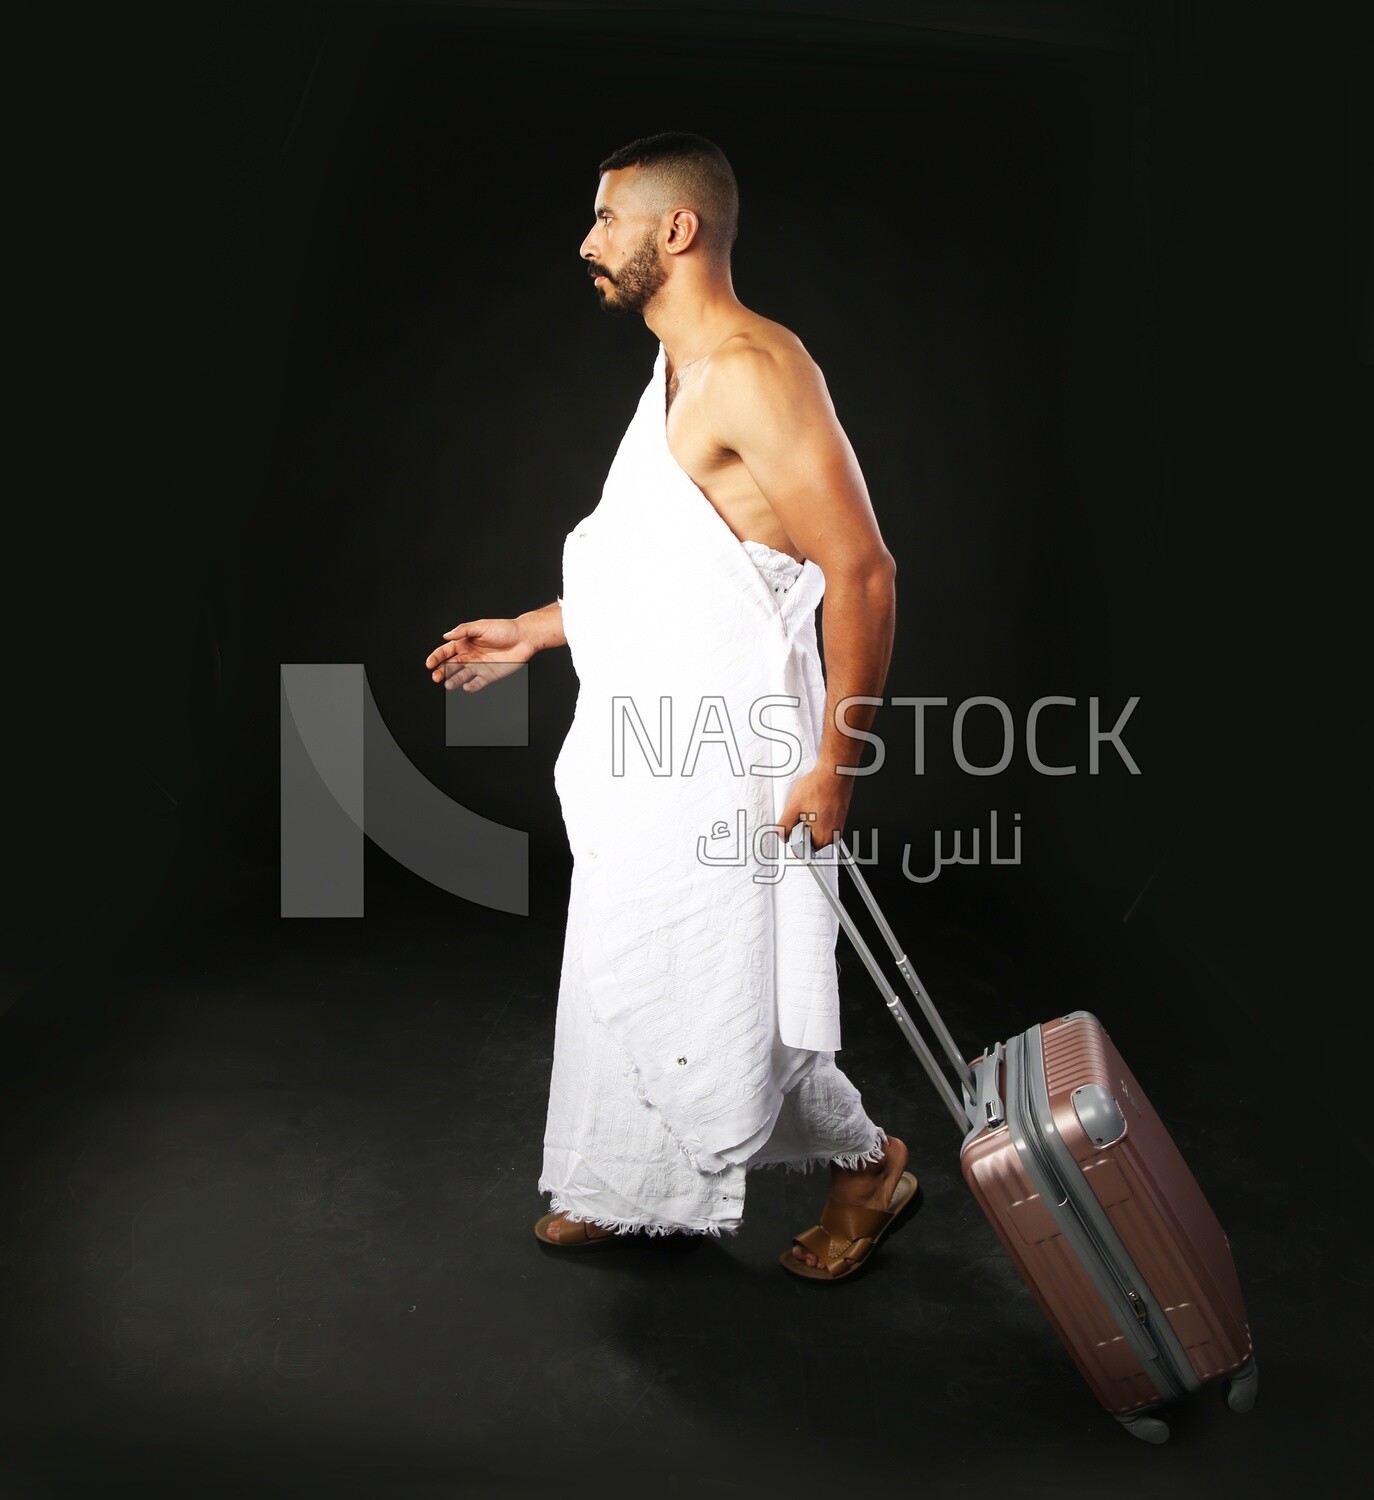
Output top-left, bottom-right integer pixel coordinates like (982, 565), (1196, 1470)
(539, 341), (883, 1233)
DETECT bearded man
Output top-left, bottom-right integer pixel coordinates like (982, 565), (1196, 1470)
(425, 133), (914, 1280)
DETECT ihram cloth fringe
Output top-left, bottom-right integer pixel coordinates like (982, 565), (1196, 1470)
(539, 803), (887, 1237)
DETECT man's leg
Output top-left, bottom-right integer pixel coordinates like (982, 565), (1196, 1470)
(788, 1135), (910, 1270)
(748, 1050), (916, 1274)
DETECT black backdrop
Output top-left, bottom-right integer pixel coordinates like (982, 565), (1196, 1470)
(10, 0), (1368, 1042)
(4, 3), (1370, 1488)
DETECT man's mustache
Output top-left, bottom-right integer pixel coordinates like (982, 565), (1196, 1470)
(588, 265), (614, 282)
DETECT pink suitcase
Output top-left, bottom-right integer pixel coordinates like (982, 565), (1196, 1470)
(801, 836), (1258, 1442)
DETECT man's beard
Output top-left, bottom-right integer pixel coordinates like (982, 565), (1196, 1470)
(594, 229), (667, 317)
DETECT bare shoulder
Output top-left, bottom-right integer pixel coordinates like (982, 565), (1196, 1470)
(700, 317), (829, 416)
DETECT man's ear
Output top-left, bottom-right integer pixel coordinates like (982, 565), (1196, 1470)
(664, 208), (701, 255)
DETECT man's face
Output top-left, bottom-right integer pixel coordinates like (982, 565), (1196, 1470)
(580, 169), (668, 317)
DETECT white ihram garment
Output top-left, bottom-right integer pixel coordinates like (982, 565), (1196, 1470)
(539, 342), (884, 1235)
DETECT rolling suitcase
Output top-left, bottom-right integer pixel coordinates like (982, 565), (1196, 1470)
(799, 835), (1258, 1443)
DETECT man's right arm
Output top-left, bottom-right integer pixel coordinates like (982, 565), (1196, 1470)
(518, 599), (566, 652)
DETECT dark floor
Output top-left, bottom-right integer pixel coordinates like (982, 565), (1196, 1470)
(0, 860), (1356, 1500)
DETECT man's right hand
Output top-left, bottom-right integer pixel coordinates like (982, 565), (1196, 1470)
(425, 617), (535, 692)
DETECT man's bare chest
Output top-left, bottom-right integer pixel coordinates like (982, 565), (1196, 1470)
(663, 377), (722, 485)
(663, 375), (802, 560)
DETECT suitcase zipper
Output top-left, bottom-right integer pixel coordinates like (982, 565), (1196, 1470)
(1009, 1033), (1191, 1401)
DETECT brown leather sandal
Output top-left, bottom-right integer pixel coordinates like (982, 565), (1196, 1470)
(780, 1171), (920, 1282)
(533, 1211), (624, 1249)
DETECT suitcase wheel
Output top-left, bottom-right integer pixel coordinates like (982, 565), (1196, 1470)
(1115, 1409), (1170, 1444)
(1226, 1357), (1259, 1414)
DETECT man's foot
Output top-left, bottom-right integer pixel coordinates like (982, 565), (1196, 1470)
(785, 1136), (916, 1279)
(534, 1210), (624, 1248)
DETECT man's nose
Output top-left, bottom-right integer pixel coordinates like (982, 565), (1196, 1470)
(580, 227), (599, 261)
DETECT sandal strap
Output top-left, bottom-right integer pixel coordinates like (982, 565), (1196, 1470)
(791, 1221), (875, 1274)
(818, 1197), (894, 1244)
(550, 1214), (604, 1244)
(788, 1176), (917, 1276)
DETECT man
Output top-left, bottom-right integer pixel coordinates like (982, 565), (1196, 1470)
(424, 133), (912, 1279)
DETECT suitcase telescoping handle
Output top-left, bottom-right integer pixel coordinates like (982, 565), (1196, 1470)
(794, 831), (976, 1132)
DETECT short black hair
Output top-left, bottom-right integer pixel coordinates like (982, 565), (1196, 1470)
(598, 132), (739, 260)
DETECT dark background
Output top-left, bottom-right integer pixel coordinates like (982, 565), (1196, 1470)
(4, 2), (1370, 1496)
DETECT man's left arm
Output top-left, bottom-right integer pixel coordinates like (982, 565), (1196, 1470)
(706, 345), (897, 847)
